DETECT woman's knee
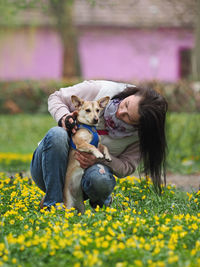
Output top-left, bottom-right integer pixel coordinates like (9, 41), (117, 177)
(45, 126), (69, 151)
(82, 164), (116, 202)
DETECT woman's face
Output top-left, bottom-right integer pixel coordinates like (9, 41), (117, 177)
(116, 95), (141, 125)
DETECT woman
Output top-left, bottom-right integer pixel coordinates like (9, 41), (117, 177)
(30, 80), (168, 209)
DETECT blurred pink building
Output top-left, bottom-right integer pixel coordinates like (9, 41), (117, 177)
(0, 0), (195, 82)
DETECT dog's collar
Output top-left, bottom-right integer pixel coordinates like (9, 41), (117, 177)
(70, 124), (99, 150)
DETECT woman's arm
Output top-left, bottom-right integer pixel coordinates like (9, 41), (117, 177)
(75, 141), (141, 178)
(48, 80), (101, 122)
(99, 141), (141, 178)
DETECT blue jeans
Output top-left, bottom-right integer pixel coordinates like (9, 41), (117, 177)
(30, 127), (116, 208)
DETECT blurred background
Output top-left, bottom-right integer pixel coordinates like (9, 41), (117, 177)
(0, 0), (200, 186)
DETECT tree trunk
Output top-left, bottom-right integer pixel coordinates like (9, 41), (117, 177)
(192, 0), (200, 81)
(49, 0), (80, 79)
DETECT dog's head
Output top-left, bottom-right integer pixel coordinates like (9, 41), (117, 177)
(71, 95), (110, 125)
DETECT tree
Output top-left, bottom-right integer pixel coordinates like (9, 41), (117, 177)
(48, 0), (80, 78)
(0, 0), (82, 78)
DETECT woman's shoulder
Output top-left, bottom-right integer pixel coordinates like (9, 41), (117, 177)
(93, 79), (135, 88)
(93, 80), (135, 99)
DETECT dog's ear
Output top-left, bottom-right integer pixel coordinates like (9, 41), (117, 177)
(97, 96), (110, 108)
(71, 95), (84, 109)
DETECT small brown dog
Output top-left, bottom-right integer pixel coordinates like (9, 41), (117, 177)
(63, 95), (111, 214)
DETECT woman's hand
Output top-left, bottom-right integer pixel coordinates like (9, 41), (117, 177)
(61, 111), (78, 134)
(74, 151), (97, 169)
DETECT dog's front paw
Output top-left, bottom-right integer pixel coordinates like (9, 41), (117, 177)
(105, 155), (112, 162)
(94, 150), (104, 159)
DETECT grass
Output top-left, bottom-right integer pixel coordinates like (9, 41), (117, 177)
(166, 113), (200, 174)
(0, 113), (200, 174)
(0, 172), (200, 267)
(0, 114), (56, 172)
(1, 114), (200, 266)
(0, 114), (56, 154)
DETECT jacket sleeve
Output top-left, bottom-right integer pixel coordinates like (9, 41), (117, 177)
(99, 141), (141, 178)
(48, 80), (100, 122)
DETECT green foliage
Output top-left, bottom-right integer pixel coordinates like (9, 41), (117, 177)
(0, 79), (81, 114)
(0, 0), (91, 26)
(139, 80), (200, 113)
(0, 0), (42, 26)
(0, 80), (200, 114)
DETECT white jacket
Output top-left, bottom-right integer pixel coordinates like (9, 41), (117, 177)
(48, 80), (141, 177)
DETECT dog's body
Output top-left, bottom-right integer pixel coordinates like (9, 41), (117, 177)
(63, 95), (111, 214)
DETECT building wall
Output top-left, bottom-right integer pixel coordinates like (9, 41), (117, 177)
(0, 27), (62, 80)
(79, 27), (194, 82)
(0, 26), (194, 82)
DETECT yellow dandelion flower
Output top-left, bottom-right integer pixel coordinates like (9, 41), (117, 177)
(12, 258), (17, 264)
(168, 255), (179, 264)
(118, 242), (125, 250)
(187, 192), (193, 201)
(107, 215), (112, 221)
(191, 223), (198, 230)
(144, 243), (151, 250)
(191, 249), (196, 256)
(101, 241), (109, 248)
(134, 260), (143, 267)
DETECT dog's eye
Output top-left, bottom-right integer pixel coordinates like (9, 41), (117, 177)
(85, 109), (91, 113)
(96, 109), (100, 112)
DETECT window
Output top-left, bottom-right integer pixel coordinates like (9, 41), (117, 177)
(179, 48), (192, 79)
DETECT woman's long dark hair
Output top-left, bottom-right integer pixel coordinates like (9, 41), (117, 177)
(112, 86), (168, 192)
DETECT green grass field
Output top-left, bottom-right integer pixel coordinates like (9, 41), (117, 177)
(1, 114), (200, 266)
(166, 113), (200, 174)
(0, 114), (56, 154)
(0, 113), (200, 174)
(0, 114), (56, 172)
(0, 173), (200, 267)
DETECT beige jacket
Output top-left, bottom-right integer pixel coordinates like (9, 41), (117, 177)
(48, 80), (141, 177)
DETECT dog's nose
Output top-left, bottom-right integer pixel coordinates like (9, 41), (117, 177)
(93, 118), (98, 124)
